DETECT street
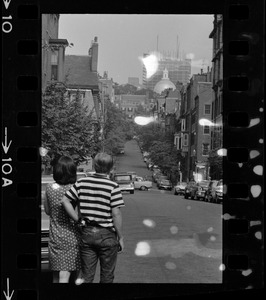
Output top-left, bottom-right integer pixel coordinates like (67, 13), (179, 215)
(95, 139), (223, 283)
(40, 139), (222, 284)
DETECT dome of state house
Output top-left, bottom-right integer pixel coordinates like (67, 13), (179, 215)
(154, 68), (176, 94)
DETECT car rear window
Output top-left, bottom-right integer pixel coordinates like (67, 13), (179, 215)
(114, 175), (131, 181)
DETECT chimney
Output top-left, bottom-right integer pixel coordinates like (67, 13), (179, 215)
(201, 69), (203, 74)
(89, 36), (98, 72)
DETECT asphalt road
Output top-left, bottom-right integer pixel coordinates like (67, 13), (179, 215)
(95, 139), (223, 283)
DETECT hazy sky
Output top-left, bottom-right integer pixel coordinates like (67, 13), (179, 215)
(59, 14), (214, 85)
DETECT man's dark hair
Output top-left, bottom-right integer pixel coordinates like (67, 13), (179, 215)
(94, 152), (113, 174)
(53, 156), (77, 185)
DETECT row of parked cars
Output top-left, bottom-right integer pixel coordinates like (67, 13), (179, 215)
(142, 151), (173, 191)
(174, 179), (223, 204)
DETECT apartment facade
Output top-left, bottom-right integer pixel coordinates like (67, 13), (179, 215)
(209, 14), (223, 179)
(209, 14), (223, 148)
(175, 71), (212, 181)
(42, 14), (69, 92)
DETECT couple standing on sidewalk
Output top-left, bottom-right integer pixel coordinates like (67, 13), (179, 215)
(44, 153), (125, 283)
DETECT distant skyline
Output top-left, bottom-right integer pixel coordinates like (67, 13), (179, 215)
(58, 14), (214, 85)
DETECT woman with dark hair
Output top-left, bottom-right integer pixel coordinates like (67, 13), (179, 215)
(44, 156), (81, 283)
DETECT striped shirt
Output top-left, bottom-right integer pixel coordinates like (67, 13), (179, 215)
(65, 173), (124, 229)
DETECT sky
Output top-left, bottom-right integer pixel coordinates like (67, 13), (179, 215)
(58, 14), (214, 85)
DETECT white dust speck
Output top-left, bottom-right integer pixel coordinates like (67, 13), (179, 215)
(250, 150), (260, 159)
(250, 220), (261, 226)
(222, 214), (235, 220)
(217, 148), (227, 156)
(248, 118), (260, 128)
(219, 264), (226, 271)
(255, 231), (262, 240)
(253, 165), (263, 176)
(207, 227), (214, 232)
(250, 185), (261, 198)
(135, 241), (151, 256)
(143, 219), (156, 228)
(170, 226), (178, 234)
(242, 269), (252, 276)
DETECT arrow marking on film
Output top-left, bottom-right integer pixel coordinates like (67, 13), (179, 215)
(2, 127), (12, 154)
(3, 278), (14, 300)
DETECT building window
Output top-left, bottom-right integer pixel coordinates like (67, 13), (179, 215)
(204, 104), (211, 115)
(202, 143), (210, 156)
(174, 136), (181, 150)
(183, 133), (189, 147)
(181, 119), (186, 131)
(51, 51), (58, 81)
(203, 125), (210, 135)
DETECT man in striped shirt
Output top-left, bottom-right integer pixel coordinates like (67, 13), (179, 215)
(61, 153), (125, 283)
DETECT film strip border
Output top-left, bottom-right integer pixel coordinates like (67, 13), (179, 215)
(2, 2), (40, 300)
(222, 1), (264, 291)
(1, 1), (264, 299)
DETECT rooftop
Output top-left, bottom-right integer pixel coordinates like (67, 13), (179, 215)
(64, 55), (99, 90)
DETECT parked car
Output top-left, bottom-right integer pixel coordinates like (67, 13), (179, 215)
(112, 172), (134, 194)
(214, 179), (223, 203)
(133, 176), (152, 191)
(158, 179), (172, 191)
(194, 180), (210, 200)
(174, 182), (187, 195)
(156, 175), (168, 186)
(204, 180), (219, 202)
(127, 171), (137, 181)
(184, 181), (198, 199)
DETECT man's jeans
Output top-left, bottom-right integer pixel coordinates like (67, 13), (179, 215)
(80, 225), (119, 283)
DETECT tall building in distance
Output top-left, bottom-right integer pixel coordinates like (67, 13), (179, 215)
(142, 51), (191, 92)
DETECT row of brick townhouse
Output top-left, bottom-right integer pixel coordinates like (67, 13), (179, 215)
(174, 70), (212, 181)
(173, 14), (223, 182)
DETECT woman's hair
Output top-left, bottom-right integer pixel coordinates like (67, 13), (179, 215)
(53, 156), (77, 185)
(93, 152), (113, 174)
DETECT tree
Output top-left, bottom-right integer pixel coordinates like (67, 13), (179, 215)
(42, 83), (101, 166)
(102, 99), (136, 155)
